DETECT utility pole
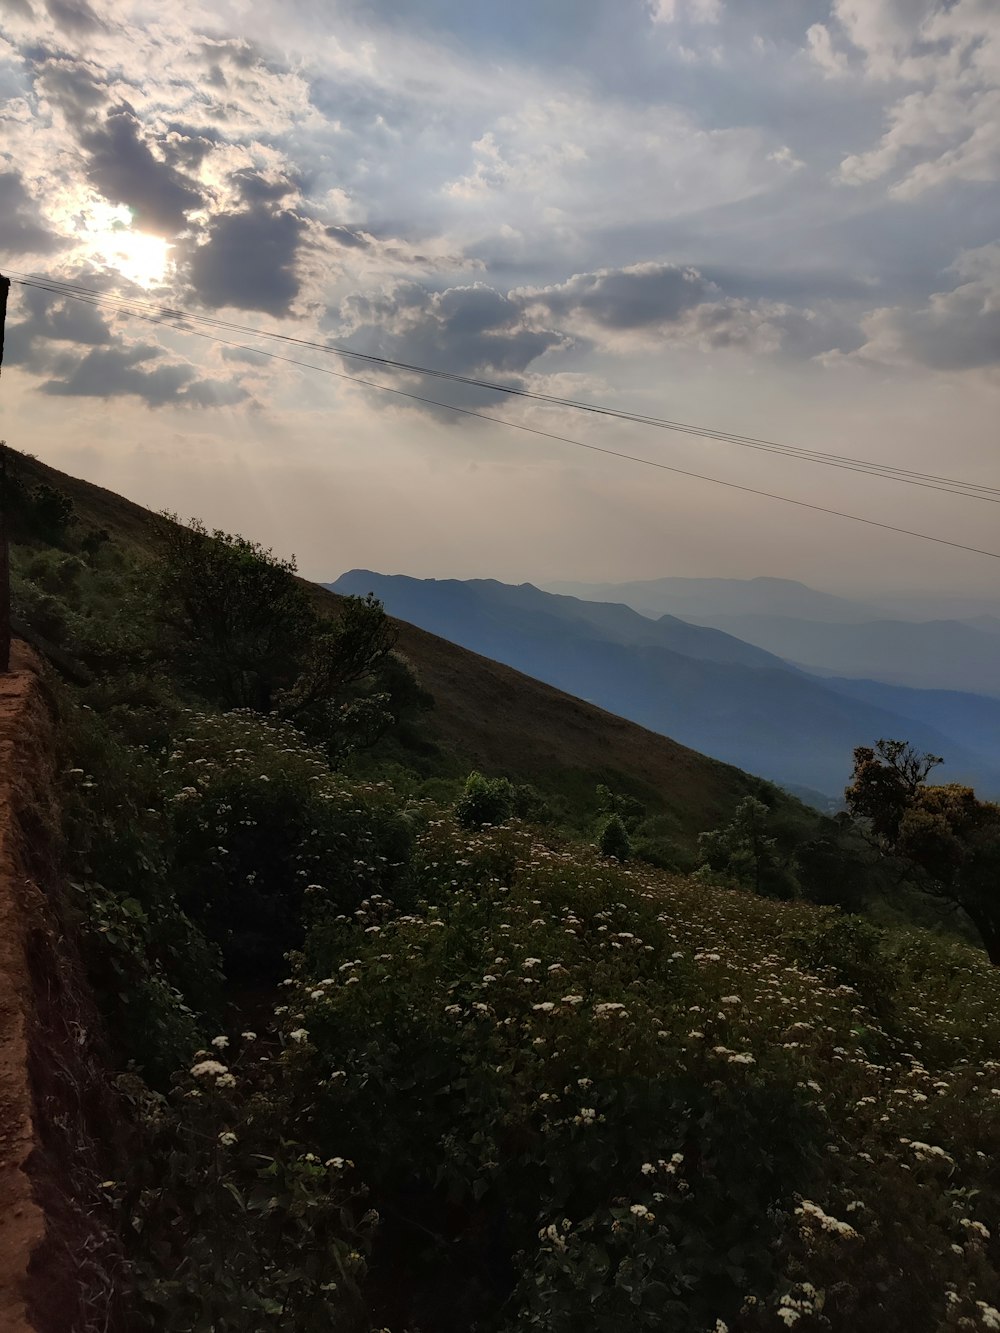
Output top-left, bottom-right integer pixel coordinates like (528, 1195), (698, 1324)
(0, 272), (11, 672)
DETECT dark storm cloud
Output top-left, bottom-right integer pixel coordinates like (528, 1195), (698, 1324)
(339, 280), (568, 380)
(517, 263), (713, 330)
(35, 58), (107, 118)
(3, 285), (114, 372)
(161, 128), (219, 174)
(0, 170), (63, 256)
(184, 206), (308, 315)
(231, 169), (298, 205)
(44, 0), (102, 33)
(39, 342), (250, 407)
(79, 103), (204, 237)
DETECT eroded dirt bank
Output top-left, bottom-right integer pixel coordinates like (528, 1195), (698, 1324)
(0, 642), (51, 1332)
(0, 643), (117, 1332)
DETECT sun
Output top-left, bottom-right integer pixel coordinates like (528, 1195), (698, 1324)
(73, 201), (172, 288)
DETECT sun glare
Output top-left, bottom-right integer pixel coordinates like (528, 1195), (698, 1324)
(72, 201), (171, 288)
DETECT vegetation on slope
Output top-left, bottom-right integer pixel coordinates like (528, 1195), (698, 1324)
(4, 445), (1000, 1329)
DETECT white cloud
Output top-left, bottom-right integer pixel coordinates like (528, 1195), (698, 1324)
(651, 0), (723, 24)
(845, 242), (1000, 373)
(826, 0), (1000, 197)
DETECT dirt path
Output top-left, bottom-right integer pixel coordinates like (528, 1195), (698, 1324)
(0, 642), (48, 1332)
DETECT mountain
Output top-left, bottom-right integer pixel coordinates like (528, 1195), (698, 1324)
(328, 575), (794, 672)
(10, 453), (799, 845)
(821, 677), (1000, 767)
(680, 614), (1000, 698)
(546, 576), (884, 623)
(329, 571), (1000, 801)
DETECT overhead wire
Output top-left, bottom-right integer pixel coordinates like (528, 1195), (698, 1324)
(8, 269), (1000, 504)
(4, 271), (1000, 561)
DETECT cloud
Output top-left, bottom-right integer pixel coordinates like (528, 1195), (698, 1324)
(824, 1), (1000, 197)
(848, 243), (1000, 373)
(34, 57), (107, 119)
(326, 225), (372, 250)
(3, 283), (114, 370)
(44, 0), (102, 33)
(183, 205), (308, 315)
(337, 280), (569, 383)
(79, 102), (204, 236)
(0, 169), (63, 255)
(3, 279), (251, 407)
(39, 341), (250, 407)
(651, 0), (723, 24)
(514, 261), (836, 354)
(230, 169), (297, 205)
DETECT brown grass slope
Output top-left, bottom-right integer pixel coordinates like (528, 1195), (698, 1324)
(12, 451), (802, 839)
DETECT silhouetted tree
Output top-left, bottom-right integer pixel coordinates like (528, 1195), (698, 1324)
(846, 739), (1000, 964)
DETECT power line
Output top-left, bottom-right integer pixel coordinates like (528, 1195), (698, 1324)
(7, 269), (1000, 505)
(10, 280), (998, 563)
(5, 272), (1000, 560)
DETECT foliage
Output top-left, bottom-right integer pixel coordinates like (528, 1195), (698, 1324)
(59, 704), (222, 1082)
(697, 795), (798, 898)
(2, 444), (76, 545)
(164, 711), (414, 980)
(455, 770), (514, 827)
(270, 818), (1000, 1332)
(155, 517), (400, 756)
(847, 739), (1000, 963)
(597, 811), (631, 861)
(155, 516), (319, 710)
(115, 1041), (375, 1332)
(595, 783), (646, 830)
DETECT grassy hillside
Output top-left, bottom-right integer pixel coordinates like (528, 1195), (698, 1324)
(7, 447), (1000, 1330)
(9, 450), (800, 845)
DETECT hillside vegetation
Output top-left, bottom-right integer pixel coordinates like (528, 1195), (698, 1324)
(4, 446), (1000, 1330)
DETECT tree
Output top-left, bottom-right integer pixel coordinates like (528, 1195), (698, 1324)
(156, 517), (398, 754)
(598, 812), (631, 862)
(697, 796), (797, 898)
(846, 739), (1000, 964)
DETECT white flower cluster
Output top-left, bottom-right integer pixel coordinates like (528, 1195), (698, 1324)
(538, 1219), (572, 1252)
(795, 1200), (858, 1241)
(775, 1283), (822, 1327)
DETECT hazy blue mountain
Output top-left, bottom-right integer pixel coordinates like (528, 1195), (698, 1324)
(821, 678), (1000, 767)
(680, 614), (1000, 698)
(334, 574), (794, 670)
(330, 571), (1000, 801)
(546, 576), (884, 623)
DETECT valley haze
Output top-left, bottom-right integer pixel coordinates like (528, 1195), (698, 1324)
(331, 571), (1000, 806)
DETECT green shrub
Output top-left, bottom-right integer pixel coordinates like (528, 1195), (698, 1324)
(117, 1037), (375, 1332)
(455, 770), (516, 828)
(269, 818), (1000, 1333)
(165, 711), (414, 980)
(598, 812), (631, 861)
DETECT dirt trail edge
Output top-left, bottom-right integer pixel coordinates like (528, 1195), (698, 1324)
(0, 642), (116, 1332)
(0, 642), (51, 1331)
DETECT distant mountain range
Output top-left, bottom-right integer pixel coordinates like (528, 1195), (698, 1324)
(329, 572), (1000, 804)
(548, 575), (885, 623)
(548, 576), (1000, 698)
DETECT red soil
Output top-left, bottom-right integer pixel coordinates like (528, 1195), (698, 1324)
(0, 642), (49, 1331)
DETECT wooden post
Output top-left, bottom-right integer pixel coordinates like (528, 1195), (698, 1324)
(0, 273), (11, 672)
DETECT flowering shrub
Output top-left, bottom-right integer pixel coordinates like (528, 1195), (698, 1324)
(267, 817), (1000, 1332)
(164, 710), (415, 979)
(114, 1033), (376, 1332)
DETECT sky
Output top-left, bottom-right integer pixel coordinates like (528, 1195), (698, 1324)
(0, 0), (998, 597)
